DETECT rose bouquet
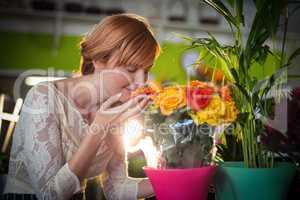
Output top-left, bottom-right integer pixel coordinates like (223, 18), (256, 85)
(136, 80), (238, 169)
(131, 81), (238, 200)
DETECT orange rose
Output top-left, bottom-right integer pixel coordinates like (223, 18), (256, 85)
(131, 81), (161, 100)
(189, 80), (208, 89)
(154, 86), (186, 116)
(219, 86), (232, 102)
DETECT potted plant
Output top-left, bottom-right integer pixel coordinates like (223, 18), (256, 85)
(184, 0), (300, 199)
(136, 80), (238, 200)
(261, 87), (300, 197)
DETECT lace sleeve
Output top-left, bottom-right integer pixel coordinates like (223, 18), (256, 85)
(100, 153), (143, 200)
(21, 84), (81, 200)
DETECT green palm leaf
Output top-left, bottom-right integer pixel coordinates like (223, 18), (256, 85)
(203, 0), (238, 27)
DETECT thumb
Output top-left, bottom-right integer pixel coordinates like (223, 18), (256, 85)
(101, 93), (122, 110)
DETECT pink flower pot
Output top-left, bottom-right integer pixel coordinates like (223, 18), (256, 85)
(144, 166), (216, 200)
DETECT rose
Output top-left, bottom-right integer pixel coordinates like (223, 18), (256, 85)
(190, 80), (208, 88)
(154, 86), (186, 116)
(131, 87), (157, 99)
(131, 81), (161, 100)
(190, 95), (225, 125)
(186, 86), (214, 111)
(223, 100), (238, 123)
(219, 86), (232, 102)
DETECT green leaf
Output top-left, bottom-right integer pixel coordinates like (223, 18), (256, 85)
(203, 0), (238, 27)
(261, 74), (275, 99)
(253, 45), (271, 65)
(192, 35), (236, 82)
(245, 0), (284, 65)
(231, 68), (240, 83)
(238, 52), (246, 79)
(287, 47), (300, 66)
(237, 112), (250, 125)
(253, 0), (265, 10)
(236, 0), (244, 25)
(225, 0), (235, 7)
(172, 33), (194, 42)
(235, 83), (251, 104)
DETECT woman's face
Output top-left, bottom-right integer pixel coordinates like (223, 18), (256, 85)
(93, 59), (152, 102)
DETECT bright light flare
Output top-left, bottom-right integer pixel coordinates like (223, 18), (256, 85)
(124, 119), (160, 168)
(138, 136), (160, 168)
(124, 119), (143, 153)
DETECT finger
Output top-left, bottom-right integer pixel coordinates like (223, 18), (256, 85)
(94, 149), (111, 163)
(119, 89), (131, 102)
(115, 97), (151, 122)
(117, 98), (150, 122)
(86, 151), (111, 176)
(101, 93), (123, 110)
(104, 95), (148, 115)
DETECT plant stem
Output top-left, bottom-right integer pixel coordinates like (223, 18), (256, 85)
(240, 125), (248, 167)
(280, 6), (289, 67)
(270, 152), (274, 168)
(251, 120), (257, 168)
(257, 142), (263, 167)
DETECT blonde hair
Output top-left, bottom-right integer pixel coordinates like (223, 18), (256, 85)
(80, 13), (161, 75)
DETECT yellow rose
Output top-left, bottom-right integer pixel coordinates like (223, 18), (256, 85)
(190, 95), (238, 125)
(191, 95), (226, 125)
(224, 100), (238, 123)
(154, 86), (186, 116)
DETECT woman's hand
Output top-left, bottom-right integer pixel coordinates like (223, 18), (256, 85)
(69, 92), (151, 181)
(97, 92), (151, 158)
(89, 92), (151, 138)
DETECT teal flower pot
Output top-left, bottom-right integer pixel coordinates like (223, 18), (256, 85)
(214, 162), (296, 200)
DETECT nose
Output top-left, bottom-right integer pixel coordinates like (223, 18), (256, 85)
(134, 69), (147, 87)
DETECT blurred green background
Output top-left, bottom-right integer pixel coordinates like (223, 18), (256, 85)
(0, 31), (281, 84)
(0, 31), (190, 84)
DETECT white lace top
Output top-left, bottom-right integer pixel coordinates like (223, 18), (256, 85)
(4, 82), (142, 200)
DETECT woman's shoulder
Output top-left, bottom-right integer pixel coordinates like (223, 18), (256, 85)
(27, 81), (55, 97)
(22, 81), (57, 113)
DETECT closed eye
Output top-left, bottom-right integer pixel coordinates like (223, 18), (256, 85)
(126, 66), (137, 73)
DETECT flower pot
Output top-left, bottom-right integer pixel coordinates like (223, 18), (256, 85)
(144, 166), (216, 200)
(214, 162), (297, 200)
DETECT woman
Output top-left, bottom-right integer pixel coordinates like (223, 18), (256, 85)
(4, 13), (160, 200)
